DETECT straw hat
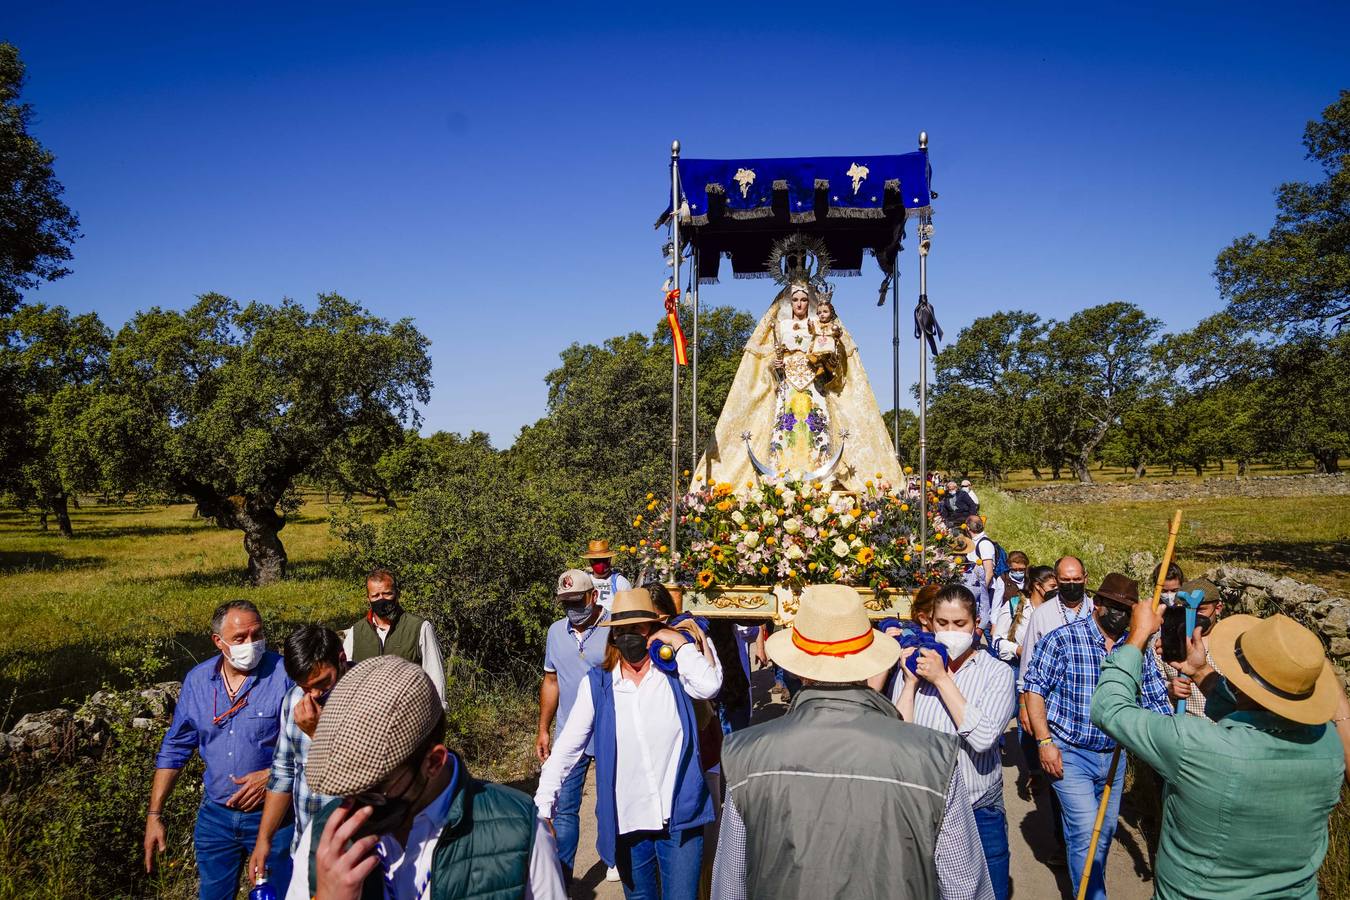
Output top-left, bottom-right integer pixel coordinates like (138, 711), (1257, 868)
(595, 588), (664, 628)
(581, 539), (616, 560)
(1207, 613), (1341, 725)
(767, 584), (900, 682)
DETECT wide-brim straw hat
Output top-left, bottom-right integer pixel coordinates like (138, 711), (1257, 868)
(1207, 613), (1341, 725)
(581, 539), (616, 560)
(595, 588), (664, 628)
(767, 584), (900, 682)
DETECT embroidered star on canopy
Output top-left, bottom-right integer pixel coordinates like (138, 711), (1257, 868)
(847, 162), (869, 194)
(734, 168), (756, 199)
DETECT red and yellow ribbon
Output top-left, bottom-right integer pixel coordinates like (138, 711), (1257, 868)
(665, 289), (688, 366)
(791, 627), (875, 656)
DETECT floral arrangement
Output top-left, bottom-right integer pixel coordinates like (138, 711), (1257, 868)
(622, 473), (963, 591)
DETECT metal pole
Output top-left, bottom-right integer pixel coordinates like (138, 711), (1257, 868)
(670, 140), (681, 562)
(918, 131), (929, 569)
(892, 254), (900, 464)
(691, 246), (699, 474)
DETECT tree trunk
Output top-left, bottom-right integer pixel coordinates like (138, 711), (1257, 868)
(1170, 463), (1178, 475)
(50, 494), (73, 538)
(1217, 459), (1225, 472)
(1193, 462), (1204, 477)
(1030, 465), (1043, 481)
(1072, 456), (1093, 484)
(1313, 450), (1341, 474)
(38, 511), (48, 531)
(1134, 462), (1147, 479)
(193, 490), (289, 585)
(1050, 464), (1062, 480)
(1237, 458), (1249, 476)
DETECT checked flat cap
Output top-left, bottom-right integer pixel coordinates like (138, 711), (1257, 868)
(305, 655), (443, 796)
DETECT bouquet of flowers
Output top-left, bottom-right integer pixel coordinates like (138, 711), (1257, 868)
(622, 475), (962, 591)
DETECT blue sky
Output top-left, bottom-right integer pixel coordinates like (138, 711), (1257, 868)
(7, 2), (1348, 444)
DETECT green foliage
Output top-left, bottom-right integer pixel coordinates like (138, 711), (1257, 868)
(0, 44), (82, 316)
(1215, 90), (1350, 334)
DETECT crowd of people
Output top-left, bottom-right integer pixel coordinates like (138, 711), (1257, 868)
(142, 513), (1350, 900)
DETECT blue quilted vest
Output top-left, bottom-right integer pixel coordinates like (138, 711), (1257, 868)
(589, 665), (713, 866)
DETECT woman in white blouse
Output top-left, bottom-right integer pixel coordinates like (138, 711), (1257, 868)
(894, 583), (1017, 900)
(535, 588), (721, 900)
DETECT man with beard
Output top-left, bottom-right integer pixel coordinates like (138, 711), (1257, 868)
(343, 568), (446, 705)
(249, 625), (346, 887)
(1022, 574), (1173, 900)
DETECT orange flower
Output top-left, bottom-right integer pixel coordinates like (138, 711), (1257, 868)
(856, 547), (876, 565)
(697, 570), (715, 589)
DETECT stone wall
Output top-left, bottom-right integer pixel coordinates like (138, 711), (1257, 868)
(1207, 565), (1350, 677)
(0, 681), (179, 765)
(1010, 472), (1348, 505)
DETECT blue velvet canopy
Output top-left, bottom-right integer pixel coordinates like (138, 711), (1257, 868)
(658, 152), (933, 283)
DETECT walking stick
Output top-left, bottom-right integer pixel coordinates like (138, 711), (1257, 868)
(1074, 508), (1183, 900)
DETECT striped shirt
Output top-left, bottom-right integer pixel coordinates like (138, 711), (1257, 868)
(710, 765), (994, 900)
(266, 686), (340, 851)
(1023, 616), (1173, 751)
(892, 648), (1017, 809)
(1016, 596), (1094, 692)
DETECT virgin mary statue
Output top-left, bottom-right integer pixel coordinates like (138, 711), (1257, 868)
(692, 237), (902, 492)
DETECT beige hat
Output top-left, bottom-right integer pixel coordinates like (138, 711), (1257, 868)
(1207, 613), (1341, 725)
(595, 588), (665, 628)
(306, 656), (443, 796)
(555, 568), (595, 598)
(581, 539), (616, 560)
(767, 584), (900, 682)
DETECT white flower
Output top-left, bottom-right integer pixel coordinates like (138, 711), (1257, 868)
(832, 539), (850, 558)
(811, 506), (829, 524)
(761, 510), (779, 527)
(781, 490), (796, 508)
(849, 537), (863, 550)
(783, 517), (802, 535)
(742, 531), (760, 549)
(731, 510), (746, 526)
(838, 513), (855, 529)
(785, 544), (804, 560)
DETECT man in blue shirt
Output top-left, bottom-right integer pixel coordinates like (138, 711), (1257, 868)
(1023, 573), (1172, 900)
(143, 599), (295, 899)
(536, 568), (609, 885)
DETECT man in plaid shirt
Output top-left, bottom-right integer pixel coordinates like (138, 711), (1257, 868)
(1023, 573), (1172, 900)
(247, 626), (345, 886)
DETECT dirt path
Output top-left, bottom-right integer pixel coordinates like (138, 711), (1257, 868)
(552, 667), (1155, 899)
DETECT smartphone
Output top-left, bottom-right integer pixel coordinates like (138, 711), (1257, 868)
(1160, 606), (1210, 664)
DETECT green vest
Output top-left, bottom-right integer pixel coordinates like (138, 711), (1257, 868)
(351, 610), (428, 664)
(722, 685), (959, 900)
(308, 762), (536, 900)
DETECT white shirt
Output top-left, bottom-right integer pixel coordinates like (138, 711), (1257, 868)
(962, 486), (979, 506)
(1016, 596), (1094, 692)
(590, 571), (632, 611)
(341, 617), (447, 706)
(990, 591), (1032, 662)
(286, 777), (566, 900)
(534, 642), (721, 833)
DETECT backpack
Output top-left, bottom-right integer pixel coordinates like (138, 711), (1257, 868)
(977, 535), (1010, 579)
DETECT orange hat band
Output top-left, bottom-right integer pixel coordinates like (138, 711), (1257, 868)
(792, 627), (875, 656)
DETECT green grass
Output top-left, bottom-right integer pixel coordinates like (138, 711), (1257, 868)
(995, 458), (1337, 489)
(0, 497), (377, 723)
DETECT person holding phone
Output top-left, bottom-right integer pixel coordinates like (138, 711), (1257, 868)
(535, 588), (722, 900)
(289, 655), (566, 900)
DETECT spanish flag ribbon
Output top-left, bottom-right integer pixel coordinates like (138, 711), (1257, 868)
(791, 626), (875, 656)
(665, 289), (689, 366)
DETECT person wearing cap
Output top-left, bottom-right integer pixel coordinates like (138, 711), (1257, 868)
(1092, 602), (1346, 898)
(960, 478), (980, 509)
(145, 600), (295, 900)
(342, 567), (446, 705)
(711, 583), (993, 900)
(536, 568), (609, 886)
(535, 588), (721, 899)
(581, 539), (632, 611)
(1022, 573), (1172, 900)
(939, 480), (977, 528)
(1156, 577), (1223, 718)
(288, 656), (566, 900)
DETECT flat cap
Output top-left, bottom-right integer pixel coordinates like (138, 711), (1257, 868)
(305, 655), (443, 796)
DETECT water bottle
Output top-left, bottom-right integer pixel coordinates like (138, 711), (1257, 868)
(249, 877), (278, 900)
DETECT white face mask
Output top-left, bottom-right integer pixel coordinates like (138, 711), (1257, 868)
(933, 630), (975, 660)
(224, 639), (266, 672)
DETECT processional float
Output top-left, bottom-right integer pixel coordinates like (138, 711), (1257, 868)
(645, 138), (947, 623)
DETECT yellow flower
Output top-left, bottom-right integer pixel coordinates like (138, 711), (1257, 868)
(683, 469), (690, 477)
(775, 487), (784, 495)
(710, 545), (725, 562)
(647, 501), (657, 511)
(766, 536), (777, 546)
(834, 569), (843, 580)
(640, 539), (648, 547)
(760, 565), (770, 575)
(850, 508), (862, 518)
(659, 544), (668, 553)
(914, 543), (924, 552)
(865, 479), (874, 488)
(803, 503), (813, 511)
(694, 516), (702, 523)
(746, 481), (754, 488)
(875, 471), (883, 479)
(777, 508), (785, 515)
(900, 503), (909, 512)
(808, 561), (819, 571)
(716, 499), (732, 512)
(813, 481), (823, 490)
(646, 492), (655, 500)
(856, 547), (876, 565)
(634, 515), (643, 525)
(904, 466), (914, 474)
(697, 570), (715, 589)
(848, 534), (857, 541)
(903, 554), (912, 562)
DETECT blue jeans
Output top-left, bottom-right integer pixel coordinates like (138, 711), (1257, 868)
(194, 800), (293, 900)
(973, 804), (1010, 900)
(615, 826), (703, 900)
(553, 753), (592, 882)
(1053, 744), (1125, 900)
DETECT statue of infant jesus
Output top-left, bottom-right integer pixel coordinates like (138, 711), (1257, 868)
(808, 296), (841, 381)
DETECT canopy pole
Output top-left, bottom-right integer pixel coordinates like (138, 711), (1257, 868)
(670, 140), (681, 564)
(917, 131), (929, 570)
(691, 246), (699, 475)
(891, 252), (900, 466)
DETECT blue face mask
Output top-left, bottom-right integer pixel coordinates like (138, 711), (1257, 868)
(1010, 571), (1026, 586)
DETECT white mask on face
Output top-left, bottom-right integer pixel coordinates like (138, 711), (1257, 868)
(933, 630), (975, 660)
(225, 639), (266, 672)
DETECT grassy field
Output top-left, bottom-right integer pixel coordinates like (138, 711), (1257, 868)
(0, 497), (373, 724)
(995, 458), (1336, 489)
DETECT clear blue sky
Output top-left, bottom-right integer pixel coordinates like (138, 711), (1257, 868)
(7, 2), (1348, 445)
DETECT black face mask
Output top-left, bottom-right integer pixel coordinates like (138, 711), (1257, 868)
(1097, 605), (1130, 637)
(614, 632), (649, 665)
(1058, 583), (1086, 606)
(371, 599), (400, 621)
(1043, 589), (1059, 603)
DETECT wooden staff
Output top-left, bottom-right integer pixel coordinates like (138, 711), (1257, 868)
(1075, 508), (1183, 900)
